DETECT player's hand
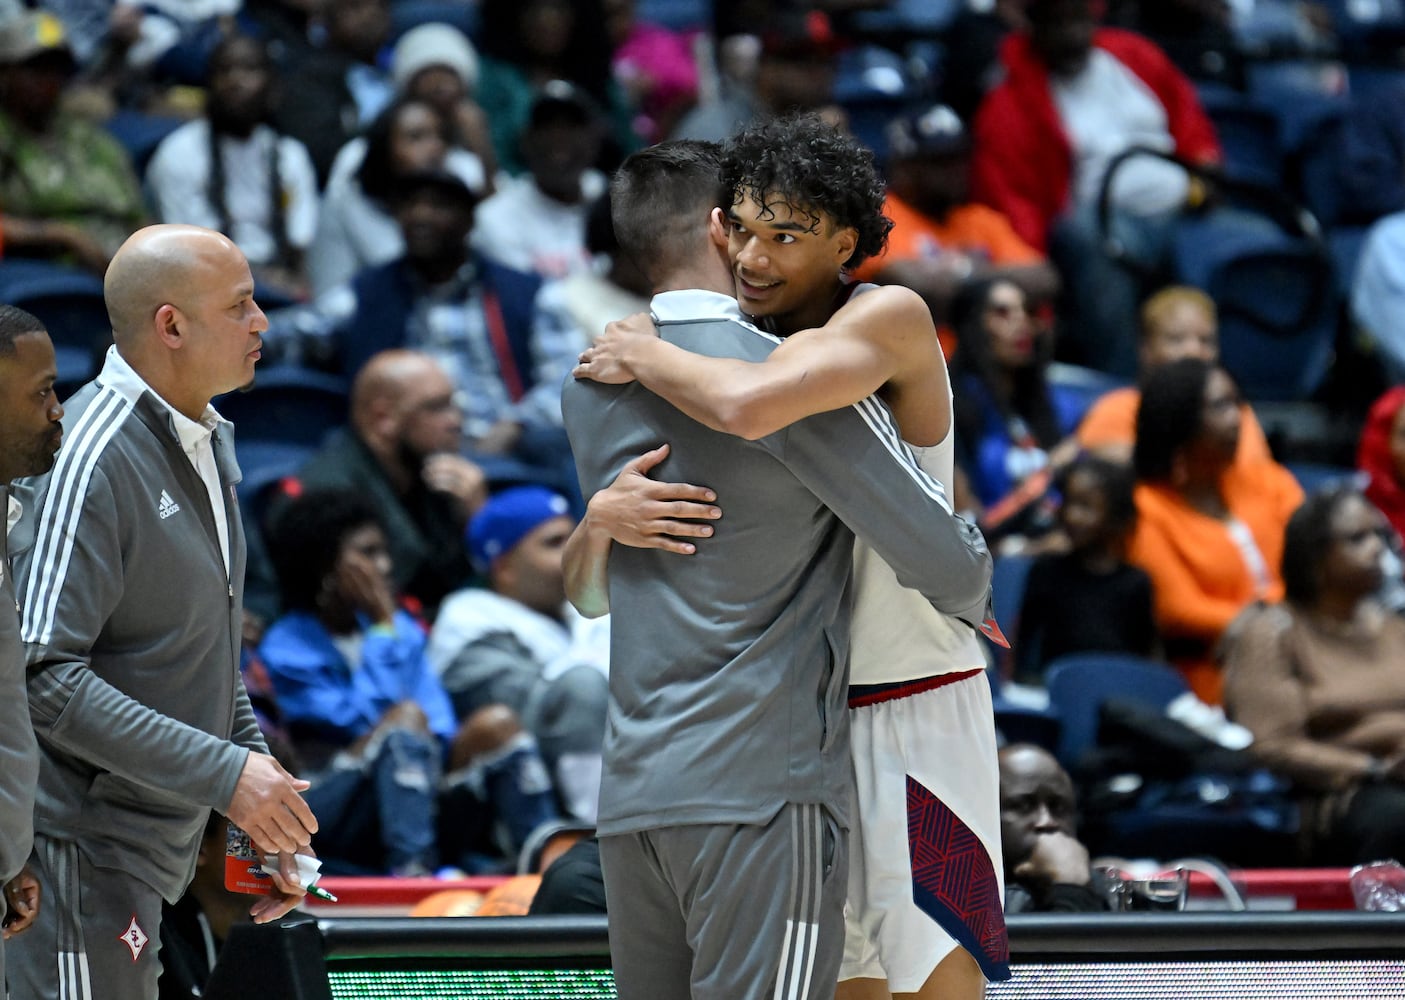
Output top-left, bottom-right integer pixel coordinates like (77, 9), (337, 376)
(1, 866), (40, 938)
(227, 751), (318, 856)
(574, 312), (659, 384)
(586, 443), (721, 554)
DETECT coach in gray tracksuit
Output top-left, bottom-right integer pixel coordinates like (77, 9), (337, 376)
(0, 306), (68, 995)
(563, 285), (992, 999)
(7, 225), (317, 1000)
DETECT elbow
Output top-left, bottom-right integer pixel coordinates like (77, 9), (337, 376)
(714, 393), (775, 441)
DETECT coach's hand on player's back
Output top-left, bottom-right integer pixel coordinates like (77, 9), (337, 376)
(587, 444), (721, 555)
(226, 750), (318, 855)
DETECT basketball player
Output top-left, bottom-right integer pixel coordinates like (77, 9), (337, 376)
(571, 114), (1009, 999)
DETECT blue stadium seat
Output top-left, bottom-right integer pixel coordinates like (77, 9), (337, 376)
(635, 0), (711, 31)
(214, 366), (349, 449)
(991, 552), (1035, 644)
(1172, 214), (1336, 402)
(1285, 461), (1361, 493)
(0, 259), (110, 388)
(388, 1), (479, 44)
(1244, 59), (1350, 152)
(846, 0), (963, 37)
(1047, 362), (1130, 431)
(105, 109), (186, 176)
(1196, 88), (1283, 188)
(1044, 653), (1189, 771)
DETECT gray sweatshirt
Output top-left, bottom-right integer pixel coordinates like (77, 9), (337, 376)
(0, 490), (37, 883)
(562, 290), (992, 837)
(12, 359), (265, 902)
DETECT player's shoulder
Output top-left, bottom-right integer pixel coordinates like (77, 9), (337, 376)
(839, 282), (932, 328)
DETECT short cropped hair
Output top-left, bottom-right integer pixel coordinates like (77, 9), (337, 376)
(609, 139), (724, 288)
(721, 112), (891, 270)
(1140, 285), (1216, 342)
(0, 305), (48, 358)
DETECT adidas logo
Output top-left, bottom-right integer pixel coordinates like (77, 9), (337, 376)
(158, 490), (181, 520)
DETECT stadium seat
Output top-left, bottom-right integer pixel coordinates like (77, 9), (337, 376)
(104, 109), (186, 176)
(214, 365), (349, 450)
(1047, 362), (1130, 431)
(635, 0), (711, 31)
(1285, 461), (1360, 493)
(1196, 88), (1283, 188)
(846, 0), (963, 38)
(1172, 213), (1336, 402)
(991, 552), (1035, 644)
(1044, 653), (1189, 771)
(0, 259), (111, 388)
(388, 1), (479, 44)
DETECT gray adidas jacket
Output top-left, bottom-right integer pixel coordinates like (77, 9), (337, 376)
(11, 354), (266, 902)
(562, 291), (993, 837)
(0, 490), (38, 884)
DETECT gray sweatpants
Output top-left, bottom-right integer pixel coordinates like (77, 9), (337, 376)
(600, 802), (847, 1000)
(7, 836), (165, 1000)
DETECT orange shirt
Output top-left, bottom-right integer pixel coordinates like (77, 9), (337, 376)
(1129, 462), (1303, 705)
(1077, 387), (1273, 466)
(854, 193), (1044, 283)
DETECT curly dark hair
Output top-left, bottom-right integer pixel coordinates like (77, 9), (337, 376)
(266, 488), (385, 613)
(720, 113), (892, 270)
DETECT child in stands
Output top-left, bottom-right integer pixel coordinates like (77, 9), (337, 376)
(1014, 454), (1158, 684)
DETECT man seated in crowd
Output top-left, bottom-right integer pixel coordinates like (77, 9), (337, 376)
(430, 486), (610, 822)
(0, 11), (146, 273)
(854, 103), (1059, 330)
(145, 31), (319, 302)
(971, 0), (1222, 377)
(259, 487), (561, 875)
(470, 82), (608, 282)
(271, 0), (394, 184)
(295, 350), (485, 617)
(269, 168), (579, 492)
(999, 743), (1113, 912)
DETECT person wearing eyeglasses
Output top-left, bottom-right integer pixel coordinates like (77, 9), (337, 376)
(1223, 485), (1405, 866)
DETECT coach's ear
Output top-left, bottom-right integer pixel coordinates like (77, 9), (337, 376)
(708, 207), (729, 248)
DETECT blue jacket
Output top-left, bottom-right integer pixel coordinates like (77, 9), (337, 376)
(259, 609), (457, 753)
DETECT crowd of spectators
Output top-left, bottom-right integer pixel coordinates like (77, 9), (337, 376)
(5, 0), (1405, 939)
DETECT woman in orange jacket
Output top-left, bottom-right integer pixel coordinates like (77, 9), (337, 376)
(1128, 357), (1302, 704)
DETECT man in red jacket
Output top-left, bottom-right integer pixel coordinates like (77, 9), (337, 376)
(971, 0), (1221, 378)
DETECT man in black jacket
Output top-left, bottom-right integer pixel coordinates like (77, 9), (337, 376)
(999, 743), (1113, 912)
